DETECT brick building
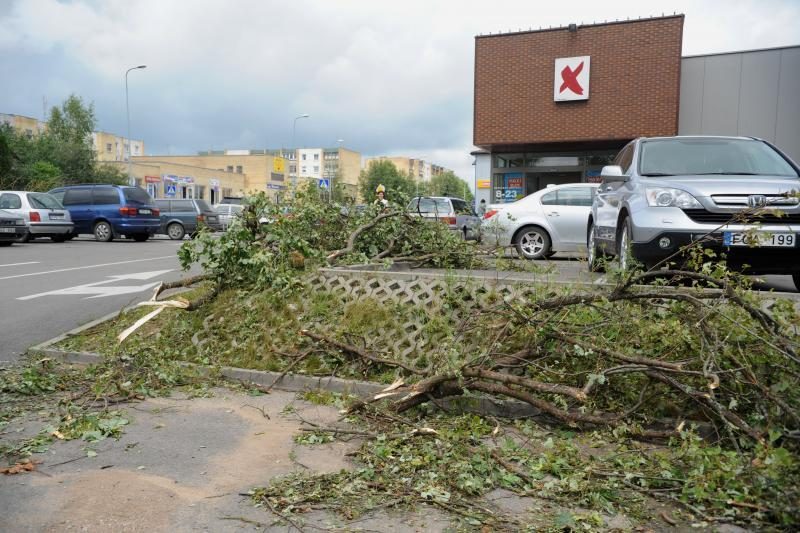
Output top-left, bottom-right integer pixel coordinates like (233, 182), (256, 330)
(473, 15), (800, 204)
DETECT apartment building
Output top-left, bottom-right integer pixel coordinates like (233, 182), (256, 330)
(267, 146), (361, 195)
(1, 113), (145, 163)
(364, 156), (450, 182)
(0, 113), (46, 137)
(93, 131), (145, 162)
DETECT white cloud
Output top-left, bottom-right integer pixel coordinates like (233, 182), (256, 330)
(2, 0), (798, 185)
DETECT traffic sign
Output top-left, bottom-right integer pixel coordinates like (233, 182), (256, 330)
(318, 179), (330, 189)
(165, 184), (177, 197)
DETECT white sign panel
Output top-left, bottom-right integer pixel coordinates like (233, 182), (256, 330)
(554, 56), (590, 101)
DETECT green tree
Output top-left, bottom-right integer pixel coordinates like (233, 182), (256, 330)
(94, 163), (129, 186)
(45, 94), (97, 183)
(428, 171), (474, 202)
(0, 95), (128, 191)
(358, 160), (416, 204)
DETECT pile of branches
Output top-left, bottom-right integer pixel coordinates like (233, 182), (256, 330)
(178, 187), (476, 291)
(300, 269), (800, 448)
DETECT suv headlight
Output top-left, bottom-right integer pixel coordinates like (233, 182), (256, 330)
(645, 187), (702, 209)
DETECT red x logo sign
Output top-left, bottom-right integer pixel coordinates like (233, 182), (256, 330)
(559, 61), (584, 95)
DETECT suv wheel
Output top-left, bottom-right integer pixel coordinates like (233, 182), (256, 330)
(167, 222), (186, 240)
(515, 226), (551, 260)
(617, 217), (634, 272)
(94, 221), (113, 242)
(587, 221), (605, 272)
(132, 234), (149, 242)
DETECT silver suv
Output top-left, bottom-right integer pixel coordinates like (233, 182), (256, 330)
(587, 136), (800, 287)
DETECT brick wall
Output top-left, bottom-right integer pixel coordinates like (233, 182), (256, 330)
(473, 16), (684, 149)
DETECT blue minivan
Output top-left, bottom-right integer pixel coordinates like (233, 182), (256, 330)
(48, 185), (161, 242)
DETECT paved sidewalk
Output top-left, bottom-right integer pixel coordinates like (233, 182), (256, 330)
(0, 388), (451, 532)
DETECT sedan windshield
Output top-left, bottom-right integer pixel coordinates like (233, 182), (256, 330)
(639, 138), (799, 177)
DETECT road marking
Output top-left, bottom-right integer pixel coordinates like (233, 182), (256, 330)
(0, 256), (175, 281)
(17, 270), (173, 300)
(0, 261), (40, 268)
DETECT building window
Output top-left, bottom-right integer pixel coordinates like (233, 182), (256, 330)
(313, 153), (319, 161)
(313, 166), (319, 173)
(106, 143), (112, 152)
(301, 166), (307, 174)
(302, 154), (307, 161)
(289, 164), (297, 173)
(236, 165), (243, 173)
(226, 165), (233, 172)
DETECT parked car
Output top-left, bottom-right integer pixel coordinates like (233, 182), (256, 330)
(586, 136), (800, 288)
(155, 199), (222, 239)
(214, 203), (245, 230)
(0, 209), (27, 246)
(0, 190), (74, 243)
(482, 183), (599, 259)
(48, 185), (160, 242)
(407, 196), (482, 241)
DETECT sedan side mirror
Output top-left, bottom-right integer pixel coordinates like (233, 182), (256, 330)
(600, 165), (627, 181)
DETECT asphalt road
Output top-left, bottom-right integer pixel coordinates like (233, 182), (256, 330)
(0, 235), (199, 363)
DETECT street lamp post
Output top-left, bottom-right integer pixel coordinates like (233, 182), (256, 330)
(332, 138), (344, 201)
(291, 114), (310, 193)
(125, 65), (147, 186)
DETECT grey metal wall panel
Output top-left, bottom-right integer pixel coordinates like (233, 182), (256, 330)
(680, 46), (799, 164)
(678, 58), (705, 134)
(738, 51), (781, 140)
(700, 54), (741, 135)
(776, 48), (800, 163)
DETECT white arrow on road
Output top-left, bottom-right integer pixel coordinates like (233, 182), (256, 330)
(17, 270), (173, 301)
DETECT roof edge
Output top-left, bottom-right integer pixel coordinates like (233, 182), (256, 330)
(475, 14), (684, 39)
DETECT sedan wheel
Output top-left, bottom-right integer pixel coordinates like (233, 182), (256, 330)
(94, 221), (113, 242)
(167, 222), (186, 240)
(515, 227), (551, 260)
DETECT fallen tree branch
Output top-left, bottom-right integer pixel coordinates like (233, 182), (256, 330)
(326, 210), (400, 263)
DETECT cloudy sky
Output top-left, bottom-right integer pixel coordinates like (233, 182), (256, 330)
(1, 0), (798, 182)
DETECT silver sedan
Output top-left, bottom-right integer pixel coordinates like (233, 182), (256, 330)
(482, 183), (599, 259)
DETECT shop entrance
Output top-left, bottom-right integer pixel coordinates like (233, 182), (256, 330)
(525, 172), (583, 195)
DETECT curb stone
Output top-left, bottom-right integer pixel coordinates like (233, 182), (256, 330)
(28, 344), (541, 419)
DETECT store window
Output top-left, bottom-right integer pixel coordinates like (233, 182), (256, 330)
(494, 154), (524, 168)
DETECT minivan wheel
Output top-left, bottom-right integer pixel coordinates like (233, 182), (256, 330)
(167, 222), (186, 240)
(515, 226), (551, 260)
(587, 221), (605, 273)
(93, 221), (113, 242)
(132, 233), (149, 242)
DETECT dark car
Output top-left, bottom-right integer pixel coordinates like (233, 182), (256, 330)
(154, 199), (222, 239)
(0, 209), (28, 246)
(48, 185), (160, 242)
